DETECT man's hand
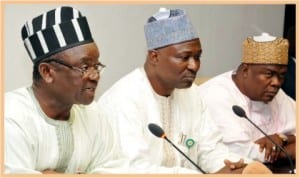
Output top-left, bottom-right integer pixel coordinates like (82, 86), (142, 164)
(255, 134), (282, 163)
(215, 158), (247, 173)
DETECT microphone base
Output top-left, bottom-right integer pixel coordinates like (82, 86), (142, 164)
(263, 158), (295, 174)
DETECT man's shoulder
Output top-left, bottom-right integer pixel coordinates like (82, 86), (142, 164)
(198, 71), (234, 93)
(99, 68), (149, 101)
(5, 87), (32, 108)
(5, 87), (40, 127)
(5, 87), (29, 97)
(272, 89), (295, 105)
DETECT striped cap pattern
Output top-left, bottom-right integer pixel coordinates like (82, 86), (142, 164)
(144, 8), (198, 50)
(21, 6), (94, 63)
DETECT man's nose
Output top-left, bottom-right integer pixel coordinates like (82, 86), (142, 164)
(87, 70), (100, 81)
(271, 75), (282, 87)
(187, 58), (200, 72)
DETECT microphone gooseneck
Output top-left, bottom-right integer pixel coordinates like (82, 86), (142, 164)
(232, 105), (295, 174)
(148, 123), (206, 174)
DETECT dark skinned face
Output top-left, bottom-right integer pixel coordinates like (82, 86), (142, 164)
(48, 43), (101, 105)
(241, 64), (287, 103)
(154, 39), (202, 92)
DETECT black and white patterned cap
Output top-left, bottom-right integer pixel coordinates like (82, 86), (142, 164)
(21, 6), (94, 63)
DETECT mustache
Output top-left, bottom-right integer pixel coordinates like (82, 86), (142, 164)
(184, 70), (197, 77)
(84, 81), (98, 90)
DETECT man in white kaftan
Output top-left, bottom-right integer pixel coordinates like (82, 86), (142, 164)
(5, 87), (126, 173)
(198, 33), (296, 164)
(5, 6), (128, 174)
(198, 70), (295, 162)
(98, 8), (255, 174)
(98, 68), (252, 173)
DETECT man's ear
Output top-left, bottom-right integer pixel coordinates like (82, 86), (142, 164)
(241, 63), (249, 78)
(148, 50), (159, 65)
(39, 63), (54, 83)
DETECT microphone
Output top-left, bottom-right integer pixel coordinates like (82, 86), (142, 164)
(232, 105), (295, 174)
(148, 123), (206, 174)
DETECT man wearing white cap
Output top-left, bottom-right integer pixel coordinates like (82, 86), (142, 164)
(198, 33), (296, 170)
(97, 8), (266, 174)
(5, 6), (128, 174)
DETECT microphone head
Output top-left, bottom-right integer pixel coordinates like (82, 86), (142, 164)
(232, 105), (247, 118)
(148, 123), (165, 138)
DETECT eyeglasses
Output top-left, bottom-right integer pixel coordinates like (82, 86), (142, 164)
(43, 58), (106, 76)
